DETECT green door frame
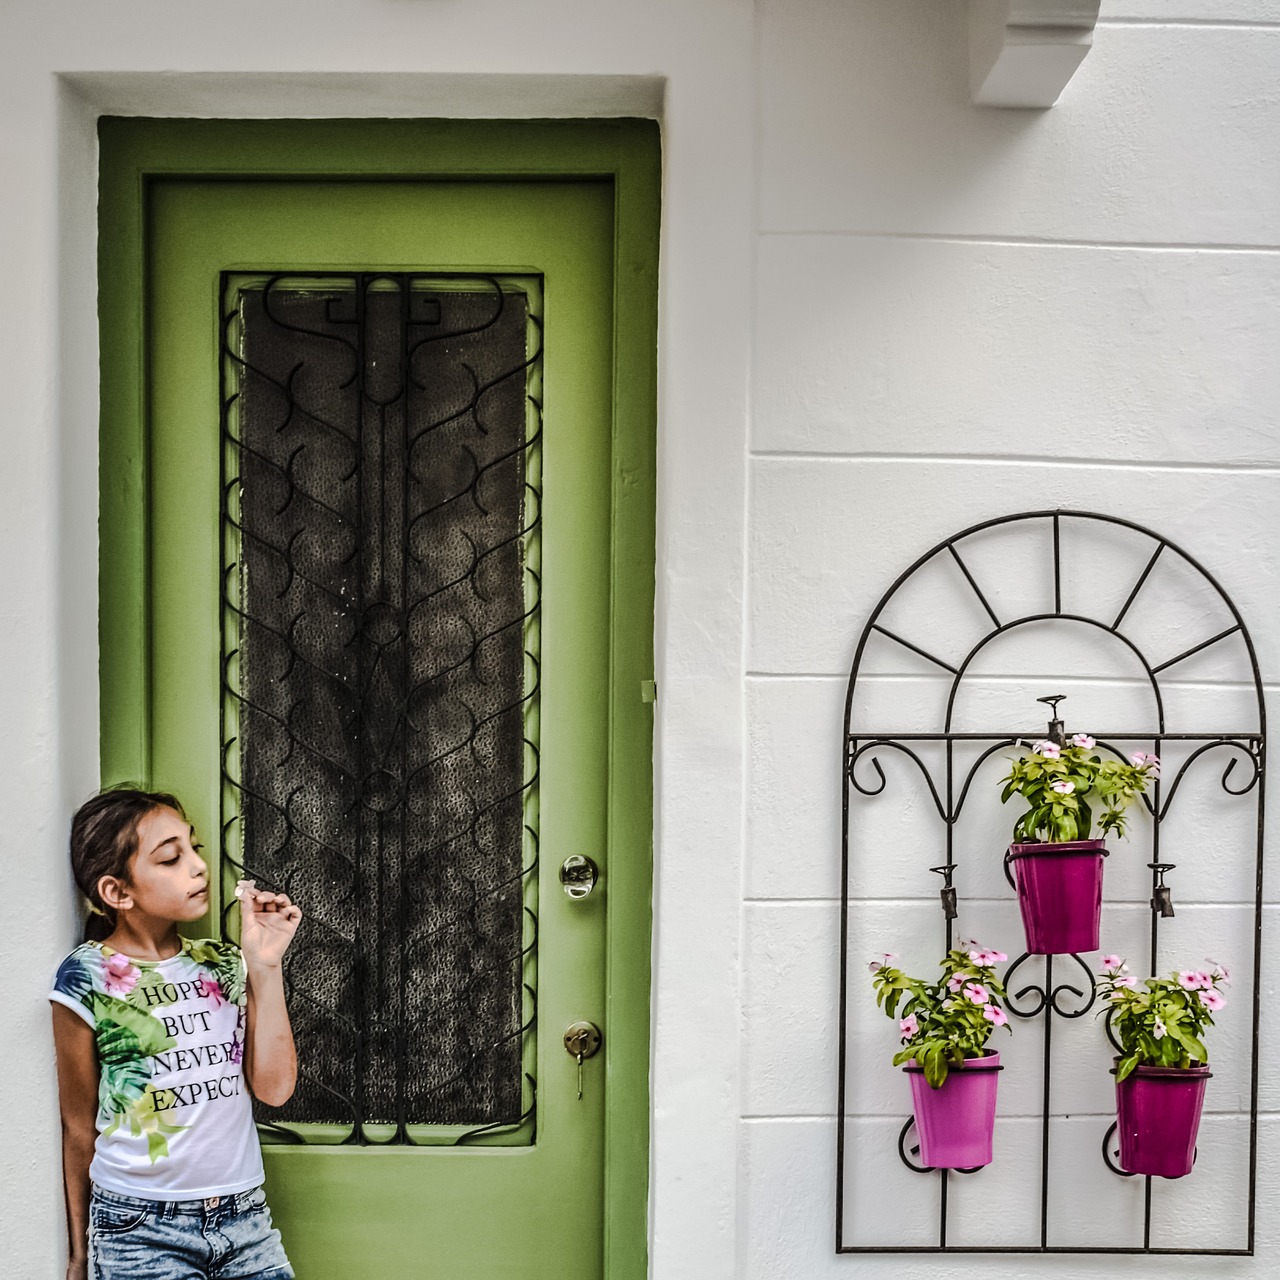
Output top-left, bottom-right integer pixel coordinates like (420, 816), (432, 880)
(98, 117), (658, 1278)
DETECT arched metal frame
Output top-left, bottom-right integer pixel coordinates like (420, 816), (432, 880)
(836, 510), (1266, 1256)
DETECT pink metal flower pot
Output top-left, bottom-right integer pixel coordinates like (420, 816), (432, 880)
(1114, 1062), (1211, 1178)
(1006, 839), (1106, 954)
(905, 1051), (1002, 1169)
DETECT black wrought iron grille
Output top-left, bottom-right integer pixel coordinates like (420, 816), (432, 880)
(838, 510), (1265, 1255)
(219, 273), (541, 1143)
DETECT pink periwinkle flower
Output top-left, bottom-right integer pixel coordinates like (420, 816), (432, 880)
(1153, 1016), (1168, 1040)
(1050, 779), (1076, 795)
(1072, 734), (1096, 749)
(1129, 751), (1161, 773)
(963, 983), (990, 1005)
(1100, 954), (1126, 973)
(1112, 975), (1139, 990)
(1178, 971), (1211, 991)
(1034, 740), (1062, 760)
(102, 952), (140, 997)
(868, 951), (898, 974)
(947, 975), (964, 994)
(982, 1005), (1008, 1027)
(899, 1014), (919, 1041)
(1199, 990), (1226, 1012)
(1207, 958), (1231, 984)
(196, 975), (226, 1007)
(977, 949), (1008, 966)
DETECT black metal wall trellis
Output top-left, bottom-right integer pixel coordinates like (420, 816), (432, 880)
(219, 273), (542, 1145)
(837, 510), (1265, 1255)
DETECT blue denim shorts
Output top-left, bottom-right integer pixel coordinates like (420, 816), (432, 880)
(89, 1184), (294, 1280)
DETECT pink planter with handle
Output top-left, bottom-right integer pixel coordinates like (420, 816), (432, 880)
(905, 1051), (1002, 1169)
(1006, 839), (1106, 954)
(1114, 1061), (1211, 1178)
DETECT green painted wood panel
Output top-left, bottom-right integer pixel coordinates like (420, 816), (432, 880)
(99, 120), (658, 1279)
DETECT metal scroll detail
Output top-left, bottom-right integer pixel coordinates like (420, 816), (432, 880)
(220, 273), (541, 1144)
(837, 510), (1266, 1255)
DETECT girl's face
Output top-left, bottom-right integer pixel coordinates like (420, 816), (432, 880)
(102, 805), (210, 924)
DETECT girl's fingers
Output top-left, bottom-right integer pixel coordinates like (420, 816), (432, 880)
(283, 905), (302, 924)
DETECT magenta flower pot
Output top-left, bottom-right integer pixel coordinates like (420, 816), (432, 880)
(905, 1051), (1002, 1169)
(1114, 1062), (1211, 1178)
(1006, 840), (1106, 954)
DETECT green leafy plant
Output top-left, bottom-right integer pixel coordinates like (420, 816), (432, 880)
(1000, 734), (1159, 843)
(1099, 954), (1228, 1081)
(870, 943), (1011, 1088)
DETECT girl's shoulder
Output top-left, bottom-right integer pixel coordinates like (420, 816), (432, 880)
(50, 943), (106, 1021)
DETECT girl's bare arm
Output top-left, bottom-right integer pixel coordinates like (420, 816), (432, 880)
(239, 884), (301, 1107)
(52, 1003), (99, 1280)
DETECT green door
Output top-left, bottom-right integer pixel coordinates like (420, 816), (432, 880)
(99, 122), (657, 1279)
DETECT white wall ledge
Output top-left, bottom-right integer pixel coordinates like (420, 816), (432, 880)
(970, 0), (1101, 108)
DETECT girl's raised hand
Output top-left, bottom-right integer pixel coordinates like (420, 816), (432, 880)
(236, 879), (302, 970)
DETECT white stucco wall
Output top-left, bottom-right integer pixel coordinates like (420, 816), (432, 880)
(3, 0), (1278, 1276)
(744, 1), (1280, 1277)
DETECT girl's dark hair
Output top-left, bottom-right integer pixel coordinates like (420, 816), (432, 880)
(70, 786), (187, 942)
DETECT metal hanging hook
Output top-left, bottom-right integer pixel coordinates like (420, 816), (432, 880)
(929, 865), (958, 920)
(1036, 693), (1067, 745)
(1148, 862), (1176, 917)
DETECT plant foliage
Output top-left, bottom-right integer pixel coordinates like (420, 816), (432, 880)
(870, 944), (1011, 1089)
(1000, 734), (1159, 843)
(1098, 955), (1228, 1081)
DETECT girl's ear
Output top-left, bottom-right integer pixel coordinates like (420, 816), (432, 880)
(97, 874), (133, 912)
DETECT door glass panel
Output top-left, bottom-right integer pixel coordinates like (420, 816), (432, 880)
(220, 274), (541, 1144)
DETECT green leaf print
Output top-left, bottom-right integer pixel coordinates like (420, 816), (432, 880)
(91, 994), (177, 1060)
(100, 1057), (151, 1124)
(188, 939), (246, 1005)
(107, 1084), (187, 1161)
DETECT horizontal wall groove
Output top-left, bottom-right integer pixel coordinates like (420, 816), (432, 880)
(1098, 17), (1280, 29)
(742, 1109), (1270, 1121)
(756, 229), (1280, 253)
(744, 897), (1276, 907)
(750, 450), (1280, 474)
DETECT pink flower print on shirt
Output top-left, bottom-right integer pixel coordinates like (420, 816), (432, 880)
(102, 952), (140, 997)
(196, 975), (226, 1007)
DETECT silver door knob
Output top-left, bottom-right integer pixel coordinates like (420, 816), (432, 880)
(559, 855), (599, 900)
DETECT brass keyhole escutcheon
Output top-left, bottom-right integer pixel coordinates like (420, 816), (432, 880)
(563, 1021), (603, 1061)
(564, 1021), (603, 1101)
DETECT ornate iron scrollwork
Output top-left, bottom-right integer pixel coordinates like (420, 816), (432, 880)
(838, 510), (1265, 1256)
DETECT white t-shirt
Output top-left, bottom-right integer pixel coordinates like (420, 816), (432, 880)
(50, 937), (264, 1199)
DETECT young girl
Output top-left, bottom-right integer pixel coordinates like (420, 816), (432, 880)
(50, 788), (302, 1280)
